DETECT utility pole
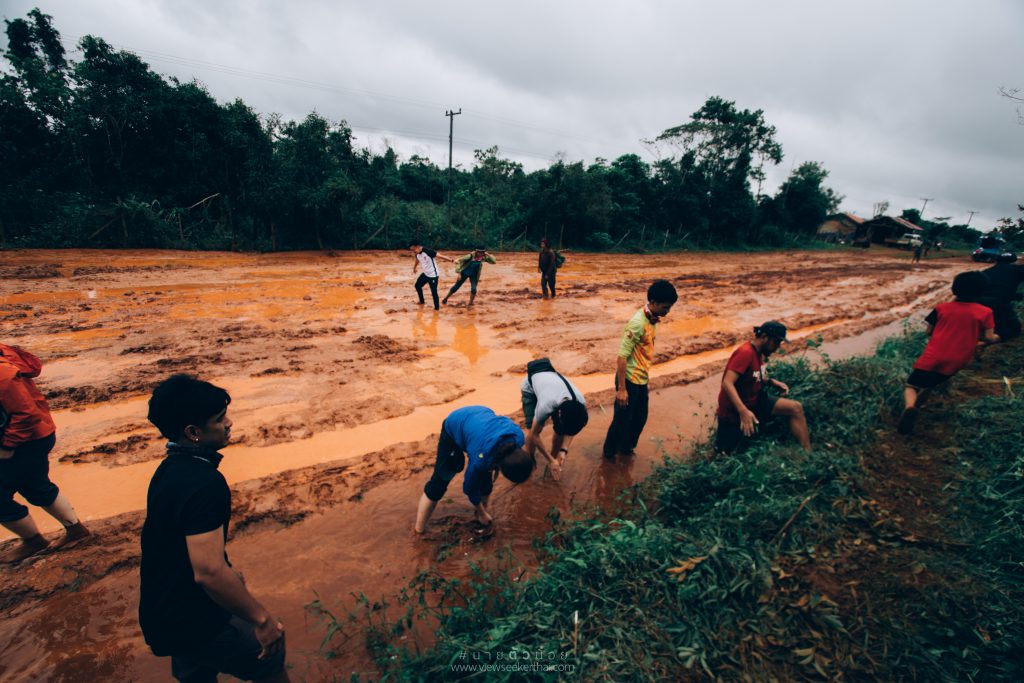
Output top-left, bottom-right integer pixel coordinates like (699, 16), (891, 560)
(919, 197), (933, 218)
(966, 210), (977, 226)
(445, 108), (461, 228)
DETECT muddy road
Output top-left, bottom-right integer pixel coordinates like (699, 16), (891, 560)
(0, 248), (964, 681)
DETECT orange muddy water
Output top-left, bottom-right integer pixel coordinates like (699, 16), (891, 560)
(0, 248), (966, 681)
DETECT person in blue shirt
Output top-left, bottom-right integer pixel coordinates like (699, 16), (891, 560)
(415, 405), (534, 533)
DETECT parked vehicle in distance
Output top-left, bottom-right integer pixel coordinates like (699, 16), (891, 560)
(884, 232), (924, 250)
(972, 235), (1011, 263)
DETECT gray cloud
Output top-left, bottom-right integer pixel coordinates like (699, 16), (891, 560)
(4, 0), (1023, 228)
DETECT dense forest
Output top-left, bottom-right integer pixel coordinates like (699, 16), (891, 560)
(0, 9), (993, 252)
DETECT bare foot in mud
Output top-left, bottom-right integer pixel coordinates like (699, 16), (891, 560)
(474, 508), (493, 527)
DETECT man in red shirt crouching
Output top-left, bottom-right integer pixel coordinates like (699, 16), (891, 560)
(898, 271), (999, 435)
(714, 321), (811, 454)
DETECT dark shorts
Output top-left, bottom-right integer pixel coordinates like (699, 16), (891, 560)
(423, 427), (493, 502)
(169, 616), (286, 683)
(714, 393), (779, 454)
(906, 369), (951, 390)
(0, 432), (60, 522)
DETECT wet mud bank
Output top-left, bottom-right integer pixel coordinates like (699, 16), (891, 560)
(0, 248), (969, 681)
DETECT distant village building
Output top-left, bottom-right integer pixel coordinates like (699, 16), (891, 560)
(854, 216), (923, 245)
(816, 213), (864, 242)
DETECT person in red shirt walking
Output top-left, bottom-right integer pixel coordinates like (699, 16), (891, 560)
(714, 321), (811, 454)
(898, 271), (999, 435)
(0, 344), (90, 563)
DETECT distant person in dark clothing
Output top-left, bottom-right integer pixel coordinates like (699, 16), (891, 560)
(897, 272), (999, 435)
(443, 246), (496, 307)
(538, 237), (558, 298)
(912, 243), (923, 263)
(980, 252), (1024, 341)
(140, 375), (289, 683)
(409, 243), (454, 310)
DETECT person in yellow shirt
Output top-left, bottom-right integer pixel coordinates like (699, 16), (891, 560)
(602, 280), (678, 459)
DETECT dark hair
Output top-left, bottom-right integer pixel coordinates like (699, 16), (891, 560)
(951, 271), (988, 302)
(496, 444), (535, 484)
(474, 245), (487, 251)
(551, 400), (589, 436)
(408, 242), (421, 249)
(647, 279), (678, 305)
(148, 374), (231, 440)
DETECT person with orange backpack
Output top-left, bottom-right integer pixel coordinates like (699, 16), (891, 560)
(0, 344), (90, 563)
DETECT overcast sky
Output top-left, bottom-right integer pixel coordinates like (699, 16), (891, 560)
(4, 0), (1023, 229)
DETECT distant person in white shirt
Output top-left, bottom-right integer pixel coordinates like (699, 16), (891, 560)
(409, 243), (454, 310)
(521, 358), (588, 481)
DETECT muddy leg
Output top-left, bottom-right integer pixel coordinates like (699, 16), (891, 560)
(415, 494), (439, 534)
(771, 398), (811, 451)
(0, 516), (50, 563)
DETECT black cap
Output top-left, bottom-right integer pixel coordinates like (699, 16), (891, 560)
(755, 320), (788, 342)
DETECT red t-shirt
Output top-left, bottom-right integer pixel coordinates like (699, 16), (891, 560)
(716, 342), (766, 420)
(912, 302), (994, 375)
(0, 345), (56, 448)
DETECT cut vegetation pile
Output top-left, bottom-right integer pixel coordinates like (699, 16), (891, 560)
(316, 325), (1024, 681)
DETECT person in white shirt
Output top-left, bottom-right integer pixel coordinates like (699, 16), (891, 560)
(521, 358), (588, 481)
(409, 243), (454, 310)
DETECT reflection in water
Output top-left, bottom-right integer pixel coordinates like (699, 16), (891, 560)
(595, 455), (636, 508)
(451, 318), (485, 365)
(411, 310), (439, 341)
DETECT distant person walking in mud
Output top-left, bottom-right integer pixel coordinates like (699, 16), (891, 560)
(538, 237), (558, 298)
(0, 343), (90, 564)
(979, 252), (1024, 341)
(912, 243), (923, 264)
(521, 358), (588, 480)
(140, 375), (289, 683)
(415, 405), (534, 533)
(713, 321), (811, 454)
(442, 246), (496, 307)
(602, 280), (678, 460)
(898, 272), (999, 435)
(409, 242), (454, 311)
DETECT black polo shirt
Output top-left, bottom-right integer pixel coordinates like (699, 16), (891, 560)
(139, 444), (232, 656)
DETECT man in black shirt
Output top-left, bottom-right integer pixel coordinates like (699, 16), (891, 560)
(140, 375), (288, 682)
(981, 252), (1024, 341)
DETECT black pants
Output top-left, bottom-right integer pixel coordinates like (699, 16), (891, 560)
(423, 428), (494, 502)
(992, 304), (1022, 341)
(447, 270), (480, 297)
(0, 432), (59, 522)
(541, 272), (556, 297)
(170, 616), (286, 683)
(415, 274), (440, 309)
(602, 380), (648, 457)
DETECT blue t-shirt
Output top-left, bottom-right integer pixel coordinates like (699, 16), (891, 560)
(443, 406), (524, 504)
